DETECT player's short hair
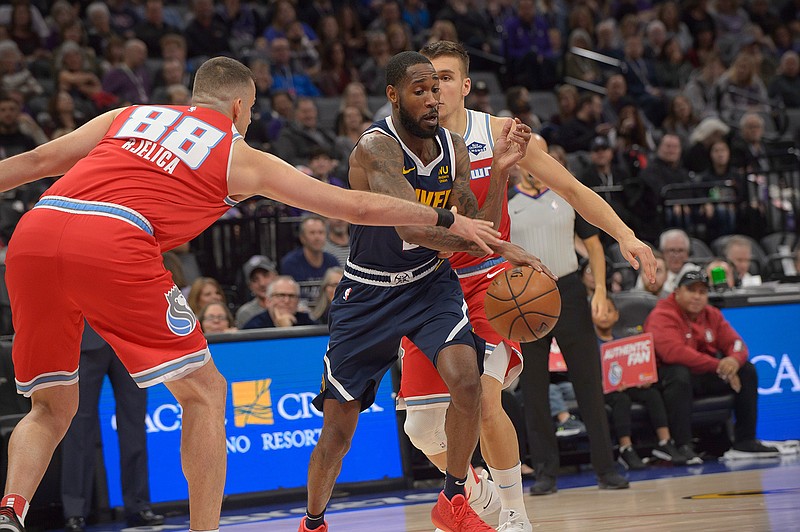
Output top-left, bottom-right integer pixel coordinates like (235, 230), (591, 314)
(385, 51), (433, 88)
(419, 40), (470, 76)
(192, 57), (255, 102)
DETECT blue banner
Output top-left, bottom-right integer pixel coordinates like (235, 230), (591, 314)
(722, 303), (800, 441)
(98, 334), (404, 506)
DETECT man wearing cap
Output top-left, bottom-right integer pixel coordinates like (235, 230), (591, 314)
(235, 255), (278, 328)
(644, 267), (779, 463)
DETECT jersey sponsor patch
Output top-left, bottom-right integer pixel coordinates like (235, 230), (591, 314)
(164, 285), (196, 336)
(467, 141), (487, 156)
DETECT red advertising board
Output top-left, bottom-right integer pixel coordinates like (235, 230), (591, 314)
(600, 333), (658, 394)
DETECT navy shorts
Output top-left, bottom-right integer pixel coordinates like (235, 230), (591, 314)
(314, 263), (484, 411)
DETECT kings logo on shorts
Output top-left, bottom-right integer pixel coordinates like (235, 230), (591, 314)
(164, 285), (196, 336)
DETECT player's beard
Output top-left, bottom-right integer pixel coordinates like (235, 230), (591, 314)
(398, 100), (439, 139)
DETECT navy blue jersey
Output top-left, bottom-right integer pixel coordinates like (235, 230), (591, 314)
(348, 116), (458, 273)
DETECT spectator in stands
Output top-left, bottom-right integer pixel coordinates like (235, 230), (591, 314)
(280, 215), (341, 308)
(438, 0), (500, 56)
(215, 0), (263, 55)
(564, 29), (601, 83)
(242, 276), (317, 329)
(334, 105), (370, 162)
(106, 0), (140, 38)
(655, 37), (692, 89)
(402, 0), (432, 40)
(502, 0), (558, 89)
(655, 228), (692, 294)
(771, 24), (800, 58)
(335, 4), (366, 60)
(549, 84), (579, 131)
(298, 0), (334, 34)
(730, 112), (769, 174)
(265, 90), (294, 143)
(768, 51), (800, 108)
(684, 54), (725, 119)
(272, 97), (335, 166)
(316, 40), (358, 97)
(359, 31), (391, 96)
(637, 249), (669, 298)
(324, 217), (350, 266)
(5, 2), (45, 59)
(661, 95), (700, 150)
(425, 19), (459, 47)
(235, 255), (278, 328)
(198, 302), (237, 334)
(54, 39), (107, 112)
(645, 267), (780, 463)
(44, 0), (81, 51)
(386, 21), (412, 55)
(548, 380), (587, 438)
(307, 147), (345, 188)
(794, 248), (800, 275)
(713, 52), (770, 122)
(184, 0), (231, 60)
(682, 0), (716, 43)
(44, 90), (86, 139)
(164, 84), (190, 105)
(264, 0), (317, 43)
(309, 266), (343, 325)
(683, 116), (730, 174)
(637, 134), (691, 238)
(186, 276), (226, 316)
(133, 0), (178, 59)
(465, 79), (494, 115)
(84, 2), (115, 60)
(747, 0), (780, 37)
(645, 19), (668, 59)
(286, 20), (321, 79)
(499, 85), (542, 130)
(699, 139), (740, 239)
(269, 36), (320, 97)
(159, 32), (188, 65)
(558, 93), (611, 153)
(657, 0), (692, 52)
(595, 18), (623, 62)
(601, 74), (629, 127)
(316, 14), (341, 50)
(150, 58), (191, 104)
(621, 34), (665, 125)
(334, 81), (371, 132)
(724, 235), (757, 283)
(611, 103), (656, 161)
(0, 93), (37, 159)
(595, 296), (685, 470)
(101, 38), (151, 105)
(577, 135), (640, 241)
(0, 40), (43, 102)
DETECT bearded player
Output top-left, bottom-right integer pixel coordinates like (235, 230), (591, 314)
(397, 41), (656, 531)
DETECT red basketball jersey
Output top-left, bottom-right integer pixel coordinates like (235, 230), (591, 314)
(448, 109), (511, 270)
(44, 105), (241, 251)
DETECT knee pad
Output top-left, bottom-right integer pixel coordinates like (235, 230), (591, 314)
(483, 342), (511, 385)
(403, 407), (448, 457)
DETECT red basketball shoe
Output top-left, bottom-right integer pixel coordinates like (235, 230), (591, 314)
(298, 516), (328, 532)
(431, 491), (494, 531)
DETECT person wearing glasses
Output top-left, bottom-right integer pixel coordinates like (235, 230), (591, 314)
(198, 302), (237, 334)
(241, 276), (317, 329)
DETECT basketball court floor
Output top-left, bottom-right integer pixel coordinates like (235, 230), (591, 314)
(53, 456), (800, 532)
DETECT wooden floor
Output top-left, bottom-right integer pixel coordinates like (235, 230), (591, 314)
(262, 462), (800, 532)
(62, 460), (800, 531)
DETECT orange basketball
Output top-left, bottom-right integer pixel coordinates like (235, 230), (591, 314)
(485, 266), (561, 343)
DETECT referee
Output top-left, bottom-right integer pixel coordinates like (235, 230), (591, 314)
(509, 157), (629, 494)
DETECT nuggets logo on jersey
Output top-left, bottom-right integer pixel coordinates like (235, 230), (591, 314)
(165, 285), (196, 336)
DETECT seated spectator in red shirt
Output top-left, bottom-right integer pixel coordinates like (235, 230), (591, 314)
(644, 268), (779, 463)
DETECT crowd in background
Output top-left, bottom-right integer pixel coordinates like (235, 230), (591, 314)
(1, 0), (798, 502)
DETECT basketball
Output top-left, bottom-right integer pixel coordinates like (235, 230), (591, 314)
(485, 266), (561, 343)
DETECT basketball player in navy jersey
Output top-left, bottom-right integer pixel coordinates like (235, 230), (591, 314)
(300, 52), (543, 532)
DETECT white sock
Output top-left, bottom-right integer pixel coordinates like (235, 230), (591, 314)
(488, 462), (528, 519)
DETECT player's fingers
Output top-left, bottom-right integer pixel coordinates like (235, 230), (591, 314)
(501, 117), (513, 138)
(538, 262), (558, 281)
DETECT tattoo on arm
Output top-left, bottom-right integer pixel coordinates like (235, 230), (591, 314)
(447, 134), (480, 218)
(355, 133), (417, 200)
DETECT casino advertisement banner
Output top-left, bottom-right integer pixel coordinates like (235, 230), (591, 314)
(600, 333), (657, 394)
(98, 334), (404, 506)
(721, 303), (800, 441)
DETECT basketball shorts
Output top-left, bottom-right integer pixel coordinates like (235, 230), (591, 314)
(6, 204), (210, 397)
(314, 260), (484, 412)
(398, 258), (522, 410)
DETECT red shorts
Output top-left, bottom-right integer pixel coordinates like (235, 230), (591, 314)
(6, 206), (210, 396)
(398, 259), (522, 409)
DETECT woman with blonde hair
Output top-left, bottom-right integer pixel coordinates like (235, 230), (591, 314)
(310, 267), (343, 324)
(187, 277), (227, 315)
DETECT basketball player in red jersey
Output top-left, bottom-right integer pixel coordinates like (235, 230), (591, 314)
(398, 42), (657, 531)
(0, 57), (502, 532)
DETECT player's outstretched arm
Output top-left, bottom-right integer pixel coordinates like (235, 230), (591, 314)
(504, 117), (656, 283)
(0, 108), (122, 193)
(227, 140), (501, 254)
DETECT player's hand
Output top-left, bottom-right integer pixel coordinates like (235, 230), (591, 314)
(492, 118), (531, 174)
(591, 291), (609, 319)
(618, 236), (657, 284)
(717, 356), (740, 380)
(447, 206), (502, 256)
(497, 242), (557, 281)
